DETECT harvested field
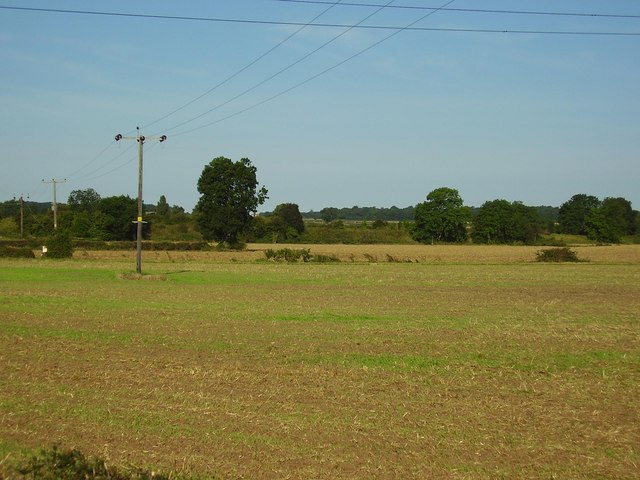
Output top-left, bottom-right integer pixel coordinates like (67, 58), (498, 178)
(72, 243), (640, 264)
(1, 245), (639, 479)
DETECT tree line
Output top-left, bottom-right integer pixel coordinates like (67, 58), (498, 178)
(0, 157), (637, 246)
(411, 188), (638, 245)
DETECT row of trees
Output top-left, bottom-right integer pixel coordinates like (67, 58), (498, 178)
(412, 188), (547, 245)
(0, 156), (637, 246)
(411, 188), (638, 245)
(0, 191), (168, 241)
(557, 194), (637, 243)
(307, 205), (415, 223)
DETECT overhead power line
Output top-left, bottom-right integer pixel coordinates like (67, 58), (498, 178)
(171, 0), (457, 137)
(141, 0), (346, 130)
(64, 141), (115, 180)
(267, 0), (640, 19)
(1, 6), (638, 36)
(157, 0), (397, 135)
(69, 143), (137, 183)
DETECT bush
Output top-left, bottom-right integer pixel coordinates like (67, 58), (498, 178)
(535, 247), (584, 263)
(10, 445), (171, 479)
(264, 248), (311, 262)
(0, 246), (35, 258)
(310, 253), (340, 263)
(264, 248), (341, 263)
(45, 230), (74, 259)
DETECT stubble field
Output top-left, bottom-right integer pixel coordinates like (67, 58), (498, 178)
(1, 244), (639, 479)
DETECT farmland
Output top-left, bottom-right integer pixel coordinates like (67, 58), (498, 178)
(1, 244), (639, 479)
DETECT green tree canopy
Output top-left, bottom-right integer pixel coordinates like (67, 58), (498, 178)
(68, 188), (101, 213)
(412, 187), (470, 244)
(98, 195), (140, 241)
(156, 195), (170, 217)
(196, 157), (268, 247)
(0, 217), (19, 238)
(558, 194), (601, 235)
(273, 203), (305, 235)
(585, 197), (636, 243)
(472, 200), (545, 244)
(320, 207), (340, 223)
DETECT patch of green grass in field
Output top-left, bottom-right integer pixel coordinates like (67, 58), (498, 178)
(166, 265), (348, 287)
(0, 322), (234, 353)
(0, 323), (135, 344)
(273, 312), (392, 323)
(0, 294), (136, 316)
(549, 350), (640, 370)
(342, 353), (443, 371)
(296, 348), (640, 375)
(0, 266), (118, 283)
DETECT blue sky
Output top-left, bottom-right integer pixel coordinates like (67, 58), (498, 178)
(1, 0), (638, 212)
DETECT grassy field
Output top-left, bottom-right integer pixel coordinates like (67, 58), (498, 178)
(1, 244), (639, 478)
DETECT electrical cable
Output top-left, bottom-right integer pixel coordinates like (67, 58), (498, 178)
(79, 142), (162, 184)
(4, 1), (638, 189)
(155, 0), (397, 135)
(63, 141), (116, 180)
(141, 1), (346, 131)
(1, 6), (638, 35)
(266, 0), (640, 20)
(69, 144), (136, 183)
(24, 2), (349, 187)
(171, 0), (457, 137)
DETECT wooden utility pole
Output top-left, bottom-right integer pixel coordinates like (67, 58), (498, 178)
(115, 128), (167, 274)
(42, 179), (66, 229)
(19, 195), (25, 238)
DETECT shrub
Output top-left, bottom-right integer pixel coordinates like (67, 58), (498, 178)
(310, 253), (341, 263)
(11, 445), (171, 479)
(535, 247), (584, 263)
(45, 230), (74, 259)
(264, 248), (311, 262)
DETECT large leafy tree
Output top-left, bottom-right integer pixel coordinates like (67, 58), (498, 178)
(585, 197), (636, 243)
(196, 157), (268, 247)
(66, 188), (104, 238)
(472, 199), (545, 244)
(68, 188), (101, 213)
(320, 207), (340, 224)
(557, 194), (601, 235)
(412, 187), (470, 244)
(98, 195), (141, 241)
(156, 195), (170, 217)
(271, 203), (305, 240)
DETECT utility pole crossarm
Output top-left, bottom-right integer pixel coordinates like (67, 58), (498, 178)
(114, 128), (167, 274)
(115, 133), (167, 143)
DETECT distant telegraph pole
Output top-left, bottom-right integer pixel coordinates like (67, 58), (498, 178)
(19, 194), (26, 238)
(13, 194), (28, 238)
(42, 179), (66, 229)
(115, 127), (167, 274)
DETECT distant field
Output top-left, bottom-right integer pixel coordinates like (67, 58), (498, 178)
(73, 242), (640, 264)
(1, 245), (639, 478)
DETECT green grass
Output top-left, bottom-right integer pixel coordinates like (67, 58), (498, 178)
(1, 252), (639, 479)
